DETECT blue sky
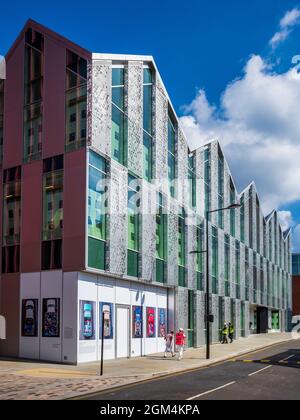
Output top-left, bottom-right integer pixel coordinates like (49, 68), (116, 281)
(1, 0), (300, 249)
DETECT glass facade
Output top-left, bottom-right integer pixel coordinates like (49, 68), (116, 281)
(217, 147), (224, 229)
(292, 254), (300, 275)
(2, 167), (21, 273)
(168, 115), (176, 198)
(188, 154), (196, 208)
(178, 207), (186, 287)
(128, 174), (140, 277)
(212, 226), (218, 294)
(196, 223), (204, 291)
(235, 240), (240, 299)
(240, 194), (245, 243)
(66, 51), (87, 152)
(88, 151), (107, 270)
(224, 234), (230, 296)
(156, 192), (167, 283)
(204, 147), (211, 219)
(112, 68), (127, 166)
(42, 156), (63, 271)
(230, 180), (236, 237)
(143, 68), (153, 181)
(24, 28), (44, 162)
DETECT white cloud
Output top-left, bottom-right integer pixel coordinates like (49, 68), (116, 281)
(269, 7), (300, 48)
(180, 54), (300, 215)
(278, 210), (293, 232)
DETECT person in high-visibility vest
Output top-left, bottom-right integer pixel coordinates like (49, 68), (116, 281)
(221, 323), (228, 344)
(228, 322), (235, 343)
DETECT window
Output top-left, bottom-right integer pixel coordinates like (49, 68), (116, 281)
(235, 241), (240, 299)
(196, 223), (204, 291)
(66, 51), (87, 152)
(253, 253), (257, 303)
(178, 207), (186, 287)
(240, 195), (245, 243)
(88, 151), (107, 270)
(168, 115), (176, 198)
(42, 156), (64, 241)
(188, 154), (196, 208)
(245, 247), (249, 301)
(204, 147), (211, 219)
(224, 234), (230, 296)
(260, 256), (264, 304)
(2, 167), (21, 273)
(143, 68), (153, 181)
(212, 226), (218, 294)
(249, 187), (253, 249)
(156, 192), (167, 283)
(112, 68), (127, 166)
(24, 28), (44, 163)
(256, 196), (260, 253)
(217, 147), (224, 228)
(0, 80), (4, 162)
(42, 240), (62, 270)
(128, 174), (140, 277)
(229, 180), (236, 237)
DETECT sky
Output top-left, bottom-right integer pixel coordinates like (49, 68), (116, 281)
(1, 0), (300, 250)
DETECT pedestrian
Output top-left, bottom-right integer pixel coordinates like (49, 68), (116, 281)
(164, 331), (175, 358)
(228, 322), (234, 343)
(221, 323), (228, 344)
(175, 328), (186, 360)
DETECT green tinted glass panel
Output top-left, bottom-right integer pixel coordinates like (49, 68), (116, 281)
(143, 68), (152, 84)
(112, 68), (124, 86)
(143, 131), (152, 181)
(128, 249), (138, 277)
(143, 84), (152, 134)
(88, 237), (105, 270)
(88, 166), (106, 240)
(156, 258), (165, 283)
(178, 266), (186, 287)
(112, 86), (124, 110)
(112, 105), (127, 165)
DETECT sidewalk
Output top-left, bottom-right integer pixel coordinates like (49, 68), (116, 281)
(0, 333), (294, 400)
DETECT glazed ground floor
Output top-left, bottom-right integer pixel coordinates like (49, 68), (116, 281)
(0, 270), (290, 364)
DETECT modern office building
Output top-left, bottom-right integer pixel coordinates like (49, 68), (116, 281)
(0, 20), (292, 364)
(292, 254), (300, 316)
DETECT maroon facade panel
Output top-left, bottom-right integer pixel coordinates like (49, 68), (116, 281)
(20, 161), (43, 273)
(0, 274), (20, 357)
(3, 41), (24, 169)
(63, 148), (86, 272)
(292, 276), (300, 315)
(43, 37), (66, 159)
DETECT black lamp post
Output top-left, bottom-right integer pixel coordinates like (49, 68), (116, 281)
(190, 203), (241, 360)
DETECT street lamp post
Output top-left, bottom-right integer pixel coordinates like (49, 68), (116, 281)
(190, 203), (241, 360)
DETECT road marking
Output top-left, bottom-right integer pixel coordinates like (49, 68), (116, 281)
(248, 365), (272, 377)
(279, 354), (294, 362)
(187, 381), (236, 400)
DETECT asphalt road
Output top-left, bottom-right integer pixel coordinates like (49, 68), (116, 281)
(79, 339), (300, 400)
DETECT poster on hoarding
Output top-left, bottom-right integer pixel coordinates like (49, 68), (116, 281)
(42, 298), (60, 338)
(158, 308), (167, 338)
(100, 302), (113, 339)
(146, 307), (156, 338)
(132, 306), (143, 338)
(79, 300), (96, 341)
(21, 299), (38, 337)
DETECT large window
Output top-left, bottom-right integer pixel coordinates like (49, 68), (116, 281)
(156, 192), (167, 283)
(0, 80), (4, 162)
(196, 222), (204, 291)
(66, 51), (87, 152)
(253, 253), (257, 303)
(88, 151), (107, 270)
(2, 167), (22, 273)
(240, 195), (245, 243)
(224, 234), (230, 296)
(24, 28), (44, 163)
(143, 68), (153, 181)
(204, 147), (211, 219)
(217, 147), (224, 229)
(178, 207), (186, 287)
(112, 68), (127, 166)
(256, 196), (260, 253)
(229, 180), (236, 237)
(245, 247), (249, 301)
(212, 226), (218, 294)
(168, 115), (176, 198)
(235, 241), (240, 299)
(42, 156), (63, 271)
(128, 174), (140, 277)
(188, 154), (196, 208)
(249, 187), (253, 249)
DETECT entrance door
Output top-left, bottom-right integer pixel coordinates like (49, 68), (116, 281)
(116, 306), (130, 358)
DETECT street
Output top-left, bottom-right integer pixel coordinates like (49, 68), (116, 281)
(78, 339), (300, 400)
